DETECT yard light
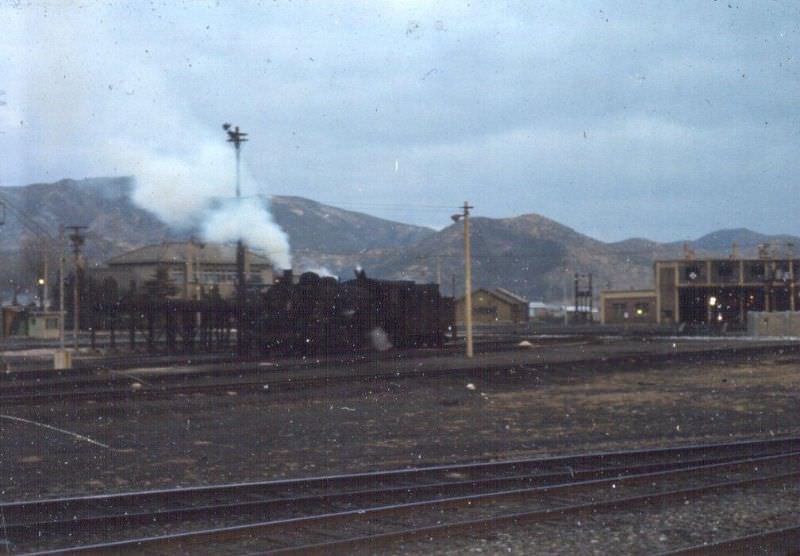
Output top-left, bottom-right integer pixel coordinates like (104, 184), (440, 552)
(709, 296), (717, 307)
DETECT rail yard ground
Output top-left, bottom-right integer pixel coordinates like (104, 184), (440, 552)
(0, 337), (799, 554)
(2, 337), (799, 503)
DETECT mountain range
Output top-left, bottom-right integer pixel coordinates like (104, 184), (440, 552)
(1, 177), (798, 302)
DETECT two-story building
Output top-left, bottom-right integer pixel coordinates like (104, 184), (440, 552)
(601, 256), (800, 326)
(95, 241), (274, 300)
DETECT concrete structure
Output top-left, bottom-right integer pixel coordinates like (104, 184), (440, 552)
(747, 311), (800, 337)
(601, 256), (800, 327)
(26, 310), (61, 339)
(1, 307), (61, 339)
(655, 257), (799, 325)
(600, 290), (658, 325)
(95, 241), (274, 300)
(456, 288), (529, 324)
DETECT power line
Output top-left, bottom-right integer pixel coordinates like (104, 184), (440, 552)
(301, 200), (462, 212)
(0, 190), (58, 242)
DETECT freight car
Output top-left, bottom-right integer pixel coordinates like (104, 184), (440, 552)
(259, 269), (453, 354)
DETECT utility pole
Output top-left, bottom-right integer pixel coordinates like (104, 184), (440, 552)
(451, 202), (474, 358)
(38, 240), (49, 309)
(42, 253), (48, 308)
(59, 225), (65, 351)
(562, 266), (569, 327)
(223, 123), (249, 353)
(451, 273), (457, 341)
(67, 226), (87, 350)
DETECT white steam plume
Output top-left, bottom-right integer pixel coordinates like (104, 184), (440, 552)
(202, 197), (291, 269)
(1, 5), (292, 270)
(120, 141), (292, 269)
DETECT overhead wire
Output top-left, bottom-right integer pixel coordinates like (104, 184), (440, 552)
(0, 190), (59, 243)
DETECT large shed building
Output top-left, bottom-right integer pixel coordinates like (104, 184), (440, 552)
(655, 257), (798, 325)
(603, 256), (799, 327)
(95, 241), (274, 300)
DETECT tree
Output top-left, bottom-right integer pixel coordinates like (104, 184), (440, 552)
(142, 266), (179, 300)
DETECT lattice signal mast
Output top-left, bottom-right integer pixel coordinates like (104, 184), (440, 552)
(574, 273), (594, 324)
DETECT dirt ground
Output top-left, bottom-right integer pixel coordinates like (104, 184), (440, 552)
(1, 349), (799, 501)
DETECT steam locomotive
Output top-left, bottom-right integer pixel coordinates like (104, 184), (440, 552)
(259, 269), (454, 354)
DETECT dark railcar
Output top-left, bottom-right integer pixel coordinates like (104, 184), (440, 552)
(345, 269), (450, 349)
(259, 269), (452, 353)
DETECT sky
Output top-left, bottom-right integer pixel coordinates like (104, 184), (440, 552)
(1, 1), (799, 243)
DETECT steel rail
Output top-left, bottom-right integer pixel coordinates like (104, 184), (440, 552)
(265, 469), (800, 556)
(6, 435), (798, 513)
(1, 341), (796, 405)
(6, 449), (792, 543)
(19, 450), (800, 555)
(0, 333), (549, 377)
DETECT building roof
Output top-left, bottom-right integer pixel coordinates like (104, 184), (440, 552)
(107, 241), (272, 267)
(529, 301), (561, 310)
(492, 287), (529, 305)
(657, 257), (795, 264)
(600, 289), (657, 298)
(463, 287), (528, 306)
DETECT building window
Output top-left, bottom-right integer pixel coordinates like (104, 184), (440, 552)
(716, 262), (734, 278)
(747, 262), (765, 280)
(634, 303), (649, 317)
(612, 303), (626, 318)
(684, 265), (702, 281)
(46, 318), (59, 329)
(474, 306), (497, 317)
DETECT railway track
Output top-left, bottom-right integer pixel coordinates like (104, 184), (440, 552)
(0, 335), (587, 404)
(1, 338), (795, 405)
(4, 436), (799, 554)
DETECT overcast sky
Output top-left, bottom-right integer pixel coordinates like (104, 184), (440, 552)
(1, 1), (799, 242)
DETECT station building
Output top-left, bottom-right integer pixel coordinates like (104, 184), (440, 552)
(601, 256), (800, 326)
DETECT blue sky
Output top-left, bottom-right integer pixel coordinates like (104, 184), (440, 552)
(1, 1), (799, 242)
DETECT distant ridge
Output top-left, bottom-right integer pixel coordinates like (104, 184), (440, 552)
(1, 177), (799, 301)
(688, 228), (799, 253)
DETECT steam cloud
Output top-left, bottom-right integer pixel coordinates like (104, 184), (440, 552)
(202, 197), (292, 269)
(125, 141), (292, 269)
(1, 5), (292, 270)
